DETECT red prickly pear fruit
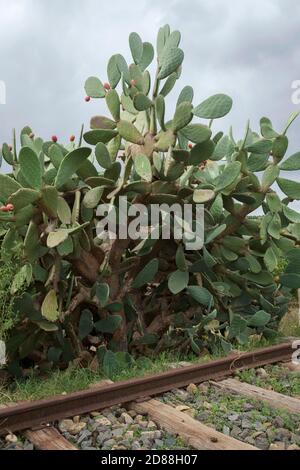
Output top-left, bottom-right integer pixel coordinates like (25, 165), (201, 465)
(188, 144), (193, 149)
(29, 133), (35, 139)
(104, 82), (111, 91)
(85, 96), (91, 102)
(70, 135), (76, 142)
(131, 79), (137, 87)
(6, 204), (14, 212)
(8, 145), (13, 151)
(52, 136), (58, 143)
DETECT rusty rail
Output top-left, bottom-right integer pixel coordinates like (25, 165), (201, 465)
(0, 341), (294, 434)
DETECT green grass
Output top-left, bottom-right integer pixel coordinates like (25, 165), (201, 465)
(0, 337), (287, 405)
(0, 260), (22, 342)
(279, 303), (300, 337)
(237, 365), (300, 397)
(166, 384), (300, 437)
(0, 351), (210, 405)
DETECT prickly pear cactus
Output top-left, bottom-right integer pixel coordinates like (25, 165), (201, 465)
(1, 25), (300, 373)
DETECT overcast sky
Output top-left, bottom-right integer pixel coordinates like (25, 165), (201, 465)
(0, 0), (300, 170)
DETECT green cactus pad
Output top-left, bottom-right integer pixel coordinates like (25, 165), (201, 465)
(47, 229), (69, 248)
(216, 162), (242, 192)
(2, 143), (14, 165)
(83, 187), (104, 209)
(48, 145), (64, 169)
(189, 140), (215, 165)
(19, 147), (42, 190)
(133, 93), (153, 111)
(194, 94), (233, 119)
(280, 152), (300, 171)
(85, 77), (105, 98)
(134, 154), (152, 182)
(117, 120), (144, 144)
(41, 186), (58, 218)
(95, 142), (112, 169)
(55, 147), (92, 189)
(83, 130), (118, 145)
(106, 89), (121, 122)
(129, 32), (144, 64)
(158, 47), (184, 80)
(41, 289), (60, 322)
(132, 258), (159, 289)
(181, 124), (212, 144)
(261, 165), (279, 191)
(193, 189), (215, 203)
(8, 188), (40, 211)
(260, 117), (278, 139)
(107, 55), (122, 89)
(177, 86), (194, 106)
(168, 270), (189, 294)
(95, 315), (122, 334)
(140, 42), (155, 71)
(90, 116), (117, 130)
(159, 73), (178, 97)
(155, 95), (166, 130)
(245, 139), (273, 155)
(277, 177), (300, 200)
(172, 102), (193, 132)
(57, 196), (72, 225)
(0, 174), (22, 200)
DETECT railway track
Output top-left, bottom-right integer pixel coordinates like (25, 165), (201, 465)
(0, 341), (299, 451)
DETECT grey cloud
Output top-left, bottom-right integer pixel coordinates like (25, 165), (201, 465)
(0, 0), (299, 161)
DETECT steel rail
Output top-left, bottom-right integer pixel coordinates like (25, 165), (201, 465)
(0, 342), (294, 434)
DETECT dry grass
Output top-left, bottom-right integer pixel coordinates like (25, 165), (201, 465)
(279, 299), (300, 337)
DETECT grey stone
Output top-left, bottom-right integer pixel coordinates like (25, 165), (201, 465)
(241, 419), (253, 429)
(154, 439), (164, 448)
(275, 428), (291, 441)
(141, 439), (151, 448)
(228, 414), (239, 422)
(141, 431), (157, 440)
(223, 425), (230, 436)
(77, 429), (92, 445)
(118, 440), (131, 447)
(266, 428), (276, 440)
(174, 389), (189, 400)
(243, 403), (255, 411)
(121, 412), (134, 425)
(102, 438), (116, 448)
(164, 437), (177, 447)
(245, 437), (256, 445)
(80, 439), (92, 449)
(254, 422), (265, 432)
(23, 443), (34, 451)
(131, 441), (141, 450)
(112, 428), (125, 438)
(255, 436), (270, 450)
(196, 411), (210, 421)
(231, 425), (242, 438)
(97, 430), (113, 445)
(240, 429), (252, 440)
(274, 417), (285, 428)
